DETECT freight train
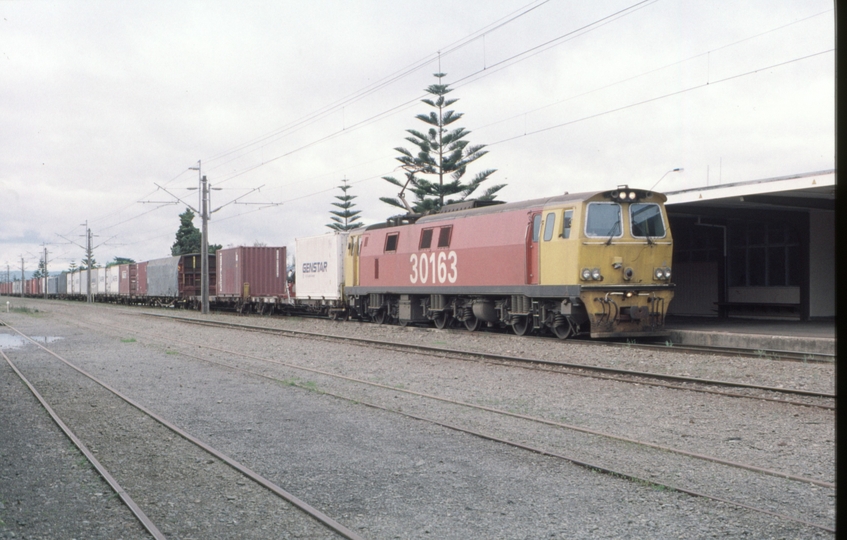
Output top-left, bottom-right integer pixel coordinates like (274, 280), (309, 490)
(1, 186), (674, 339)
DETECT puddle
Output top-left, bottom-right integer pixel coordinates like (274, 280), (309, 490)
(0, 334), (63, 350)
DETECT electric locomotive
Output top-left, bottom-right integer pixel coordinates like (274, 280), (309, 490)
(342, 186), (674, 338)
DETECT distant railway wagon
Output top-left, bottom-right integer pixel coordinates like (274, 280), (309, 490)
(343, 187), (674, 338)
(136, 261), (148, 296)
(118, 263), (137, 296)
(146, 254), (216, 307)
(214, 246), (289, 312)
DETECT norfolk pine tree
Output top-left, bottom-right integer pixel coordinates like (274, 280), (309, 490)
(326, 179), (363, 231)
(381, 73), (504, 213)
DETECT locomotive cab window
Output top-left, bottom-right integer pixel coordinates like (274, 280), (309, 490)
(585, 203), (622, 237)
(419, 228), (434, 249)
(543, 212), (556, 241)
(437, 226), (452, 248)
(630, 203), (666, 238)
(384, 233), (399, 252)
(561, 209), (574, 238)
(532, 214), (542, 242)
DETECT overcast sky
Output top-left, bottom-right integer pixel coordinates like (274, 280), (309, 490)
(0, 0), (834, 274)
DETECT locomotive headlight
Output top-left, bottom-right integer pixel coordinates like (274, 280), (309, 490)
(663, 267), (671, 280)
(581, 268), (592, 281)
(591, 268), (602, 280)
(628, 191), (637, 200)
(654, 267), (664, 280)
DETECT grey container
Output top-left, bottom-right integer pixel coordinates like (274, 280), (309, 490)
(146, 256), (181, 297)
(56, 271), (68, 294)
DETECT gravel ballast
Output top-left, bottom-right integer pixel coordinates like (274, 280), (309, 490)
(0, 299), (835, 538)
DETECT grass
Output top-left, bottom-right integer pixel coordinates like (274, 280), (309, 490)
(664, 340), (674, 347)
(165, 350), (180, 355)
(120, 337), (137, 343)
(280, 377), (320, 392)
(10, 305), (39, 314)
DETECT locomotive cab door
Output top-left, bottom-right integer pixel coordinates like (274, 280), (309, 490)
(526, 212), (541, 284)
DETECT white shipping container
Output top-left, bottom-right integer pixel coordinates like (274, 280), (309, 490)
(295, 232), (348, 301)
(105, 266), (113, 295)
(69, 270), (87, 295)
(105, 266), (119, 295)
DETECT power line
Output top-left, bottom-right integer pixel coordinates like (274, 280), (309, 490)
(200, 0), (553, 175)
(488, 49), (834, 146)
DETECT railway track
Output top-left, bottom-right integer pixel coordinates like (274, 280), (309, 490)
(58, 309), (834, 533)
(0, 318), (364, 540)
(139, 311), (835, 408)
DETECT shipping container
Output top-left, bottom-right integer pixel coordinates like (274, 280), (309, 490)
(216, 246), (287, 298)
(295, 232), (348, 301)
(146, 254), (215, 298)
(118, 263), (137, 295)
(136, 261), (148, 295)
(69, 270), (89, 296)
(105, 266), (114, 295)
(47, 276), (59, 295)
(146, 256), (180, 297)
(56, 271), (68, 295)
(96, 267), (107, 295)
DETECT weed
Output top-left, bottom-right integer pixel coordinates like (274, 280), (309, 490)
(755, 349), (767, 358)
(11, 306), (37, 314)
(664, 340), (674, 347)
(625, 338), (635, 347)
(165, 350), (179, 355)
(280, 378), (320, 392)
(120, 337), (137, 343)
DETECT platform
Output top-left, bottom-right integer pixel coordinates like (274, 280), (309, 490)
(664, 316), (836, 357)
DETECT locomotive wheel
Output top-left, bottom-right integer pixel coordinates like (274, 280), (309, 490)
(374, 309), (387, 325)
(511, 316), (532, 336)
(552, 321), (573, 340)
(433, 312), (451, 329)
(464, 315), (481, 332)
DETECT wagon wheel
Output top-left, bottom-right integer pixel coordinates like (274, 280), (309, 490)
(374, 308), (387, 325)
(463, 315), (481, 332)
(433, 312), (451, 330)
(552, 320), (573, 340)
(511, 316), (532, 336)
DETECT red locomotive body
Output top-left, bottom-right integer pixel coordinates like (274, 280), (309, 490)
(356, 201), (535, 291)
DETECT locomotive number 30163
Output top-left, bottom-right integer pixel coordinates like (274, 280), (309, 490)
(409, 251), (458, 284)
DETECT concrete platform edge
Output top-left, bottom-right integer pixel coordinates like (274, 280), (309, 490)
(668, 329), (835, 356)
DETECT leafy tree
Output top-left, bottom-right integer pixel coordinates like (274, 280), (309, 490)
(107, 257), (136, 267)
(171, 208), (202, 255)
(381, 73), (504, 213)
(326, 179), (363, 231)
(171, 208), (222, 255)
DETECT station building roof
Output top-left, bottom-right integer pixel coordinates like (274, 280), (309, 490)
(663, 170), (835, 212)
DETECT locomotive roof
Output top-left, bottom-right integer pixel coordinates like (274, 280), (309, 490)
(414, 189), (605, 225)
